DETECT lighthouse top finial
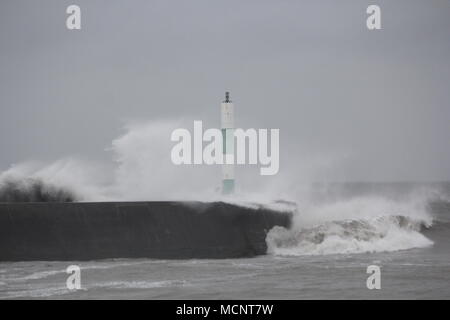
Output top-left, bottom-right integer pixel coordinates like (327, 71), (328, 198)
(224, 91), (231, 103)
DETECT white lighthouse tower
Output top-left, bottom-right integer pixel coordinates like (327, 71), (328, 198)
(221, 91), (235, 194)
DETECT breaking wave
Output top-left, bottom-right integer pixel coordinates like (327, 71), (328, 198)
(266, 195), (437, 256)
(0, 177), (77, 202)
(0, 159), (113, 202)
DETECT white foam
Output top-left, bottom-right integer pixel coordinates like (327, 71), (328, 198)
(267, 195), (435, 256)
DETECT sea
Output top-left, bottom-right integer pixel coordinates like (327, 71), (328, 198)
(0, 182), (449, 299)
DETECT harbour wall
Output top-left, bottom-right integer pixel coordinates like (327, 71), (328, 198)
(0, 201), (291, 261)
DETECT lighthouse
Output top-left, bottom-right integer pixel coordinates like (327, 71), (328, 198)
(221, 92), (235, 194)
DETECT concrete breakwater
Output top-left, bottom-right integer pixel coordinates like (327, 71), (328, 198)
(0, 201), (291, 261)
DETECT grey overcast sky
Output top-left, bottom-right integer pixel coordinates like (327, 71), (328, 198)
(0, 0), (449, 182)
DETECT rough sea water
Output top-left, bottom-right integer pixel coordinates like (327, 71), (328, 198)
(0, 182), (449, 300)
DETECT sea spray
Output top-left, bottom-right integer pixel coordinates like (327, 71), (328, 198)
(0, 159), (111, 202)
(266, 195), (435, 256)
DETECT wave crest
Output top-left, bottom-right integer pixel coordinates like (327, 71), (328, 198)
(267, 215), (433, 256)
(266, 196), (436, 256)
(0, 177), (77, 202)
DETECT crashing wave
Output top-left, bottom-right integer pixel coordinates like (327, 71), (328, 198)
(267, 215), (433, 256)
(0, 177), (77, 202)
(266, 194), (439, 256)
